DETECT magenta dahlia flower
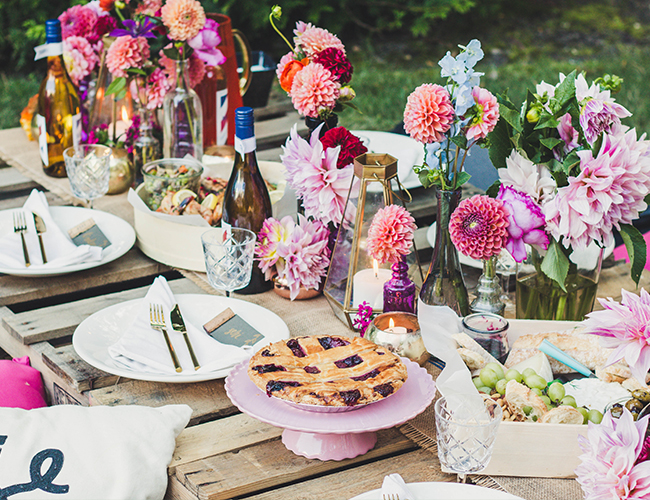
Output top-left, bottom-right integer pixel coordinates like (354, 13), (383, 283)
(59, 4), (98, 40)
(320, 127), (367, 169)
(403, 84), (454, 144)
(575, 408), (650, 500)
(449, 195), (509, 261)
(290, 62), (340, 118)
(367, 205), (416, 264)
(465, 87), (499, 142)
(313, 47), (353, 84)
(497, 185), (548, 262)
(583, 288), (650, 382)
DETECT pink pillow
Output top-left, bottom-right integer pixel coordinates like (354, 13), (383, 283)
(0, 356), (47, 409)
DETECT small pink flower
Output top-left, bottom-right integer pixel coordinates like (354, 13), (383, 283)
(497, 185), (548, 262)
(403, 84), (454, 144)
(465, 87), (499, 142)
(188, 18), (226, 67)
(63, 36), (99, 86)
(290, 62), (340, 118)
(367, 205), (416, 264)
(160, 0), (206, 41)
(105, 35), (150, 78)
(557, 112), (579, 154)
(449, 195), (509, 261)
(59, 4), (98, 40)
(580, 98), (632, 145)
(295, 25), (345, 58)
(146, 67), (172, 109)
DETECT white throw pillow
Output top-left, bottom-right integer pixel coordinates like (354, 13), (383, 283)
(0, 404), (192, 500)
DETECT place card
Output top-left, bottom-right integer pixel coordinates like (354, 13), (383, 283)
(67, 218), (111, 249)
(203, 307), (264, 347)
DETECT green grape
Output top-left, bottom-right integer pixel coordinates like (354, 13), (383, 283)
(522, 368), (537, 379)
(531, 388), (543, 396)
(496, 378), (508, 396)
(548, 382), (566, 403)
(522, 405), (532, 415)
(588, 410), (603, 424)
(524, 375), (547, 391)
(540, 395), (552, 409)
(485, 362), (505, 380)
(479, 368), (500, 389)
(560, 395), (577, 408)
(477, 386), (492, 394)
(577, 407), (589, 424)
(473, 377), (483, 389)
(505, 369), (523, 383)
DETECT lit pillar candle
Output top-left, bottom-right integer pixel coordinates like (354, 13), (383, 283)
(385, 318), (408, 334)
(353, 259), (392, 309)
(110, 106), (132, 141)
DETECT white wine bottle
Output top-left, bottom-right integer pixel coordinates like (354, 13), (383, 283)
(35, 19), (81, 178)
(222, 107), (273, 294)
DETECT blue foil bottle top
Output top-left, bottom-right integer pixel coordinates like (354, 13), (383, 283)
(235, 107), (255, 140)
(45, 19), (62, 44)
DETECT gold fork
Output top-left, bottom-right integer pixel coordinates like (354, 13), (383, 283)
(149, 303), (182, 372)
(382, 494), (401, 500)
(13, 211), (30, 267)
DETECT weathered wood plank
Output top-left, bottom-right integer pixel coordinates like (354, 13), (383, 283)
(0, 191), (62, 211)
(2, 277), (204, 344)
(256, 113), (306, 150)
(0, 165), (39, 193)
(172, 427), (418, 500)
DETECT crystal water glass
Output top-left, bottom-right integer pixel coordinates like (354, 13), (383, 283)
(63, 145), (111, 209)
(434, 393), (502, 483)
(201, 228), (256, 297)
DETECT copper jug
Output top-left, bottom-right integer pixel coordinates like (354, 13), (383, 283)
(196, 13), (251, 149)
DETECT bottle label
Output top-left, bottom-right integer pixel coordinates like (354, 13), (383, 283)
(216, 88), (228, 146)
(36, 114), (48, 166)
(72, 113), (82, 147)
(234, 136), (256, 160)
(34, 42), (63, 61)
(221, 220), (232, 240)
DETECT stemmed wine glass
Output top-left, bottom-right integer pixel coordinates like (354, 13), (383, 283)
(201, 227), (256, 297)
(434, 393), (502, 483)
(63, 145), (111, 209)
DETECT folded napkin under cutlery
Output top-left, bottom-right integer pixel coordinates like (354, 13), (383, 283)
(0, 189), (102, 269)
(381, 474), (414, 500)
(108, 276), (254, 374)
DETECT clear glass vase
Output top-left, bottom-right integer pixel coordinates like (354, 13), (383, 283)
(471, 255), (505, 316)
(132, 106), (161, 182)
(515, 242), (603, 320)
(163, 58), (203, 160)
(419, 188), (469, 316)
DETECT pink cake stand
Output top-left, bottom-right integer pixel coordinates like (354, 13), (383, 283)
(225, 358), (436, 461)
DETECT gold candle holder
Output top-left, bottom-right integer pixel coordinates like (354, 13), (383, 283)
(365, 312), (428, 366)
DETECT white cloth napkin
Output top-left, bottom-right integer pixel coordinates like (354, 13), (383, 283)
(0, 189), (102, 269)
(108, 276), (253, 374)
(381, 474), (415, 499)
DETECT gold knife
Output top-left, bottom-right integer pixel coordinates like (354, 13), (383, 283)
(32, 212), (47, 264)
(170, 303), (200, 370)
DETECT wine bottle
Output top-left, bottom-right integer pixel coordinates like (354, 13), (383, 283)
(222, 107), (273, 294)
(35, 19), (81, 178)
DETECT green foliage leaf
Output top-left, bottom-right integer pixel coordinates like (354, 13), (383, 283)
(418, 169), (436, 189)
(451, 134), (468, 150)
(540, 137), (563, 150)
(454, 170), (471, 188)
(562, 150), (581, 175)
(485, 180), (501, 198)
(619, 224), (646, 286)
(500, 105), (522, 132)
(488, 119), (513, 168)
(553, 69), (577, 106)
(541, 240), (570, 291)
(105, 77), (126, 96)
(534, 112), (560, 130)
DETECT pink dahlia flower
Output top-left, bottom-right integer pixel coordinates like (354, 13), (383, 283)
(545, 128), (650, 250)
(296, 25), (345, 58)
(465, 87), (499, 142)
(575, 408), (650, 500)
(497, 185), (549, 262)
(499, 149), (556, 204)
(161, 0), (205, 41)
(135, 0), (162, 16)
(367, 205), (416, 264)
(280, 124), (355, 226)
(449, 195), (509, 261)
(106, 35), (150, 78)
(403, 84), (454, 144)
(290, 63), (340, 118)
(256, 216), (292, 281)
(188, 18), (226, 67)
(580, 98), (632, 145)
(583, 288), (650, 382)
(146, 67), (172, 109)
(63, 36), (99, 86)
(59, 4), (98, 40)
(557, 112), (580, 155)
(276, 51), (295, 80)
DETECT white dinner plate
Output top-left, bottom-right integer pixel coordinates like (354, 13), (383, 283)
(426, 222), (615, 270)
(0, 206), (135, 277)
(351, 130), (425, 190)
(349, 482), (523, 500)
(73, 294), (290, 383)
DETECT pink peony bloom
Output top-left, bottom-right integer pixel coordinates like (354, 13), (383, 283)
(290, 62), (340, 118)
(105, 35), (150, 78)
(59, 4), (98, 40)
(449, 195), (509, 261)
(160, 0), (206, 41)
(135, 0), (162, 16)
(583, 288), (650, 382)
(367, 205), (416, 264)
(403, 84), (454, 144)
(465, 87), (499, 141)
(576, 408), (650, 500)
(545, 129), (650, 250)
(188, 18), (226, 67)
(497, 185), (549, 262)
(63, 36), (99, 86)
(280, 124), (355, 226)
(580, 98), (632, 145)
(276, 51), (295, 80)
(295, 25), (345, 58)
(499, 149), (556, 204)
(146, 67), (172, 109)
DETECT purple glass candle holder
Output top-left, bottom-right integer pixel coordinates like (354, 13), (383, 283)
(383, 257), (416, 314)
